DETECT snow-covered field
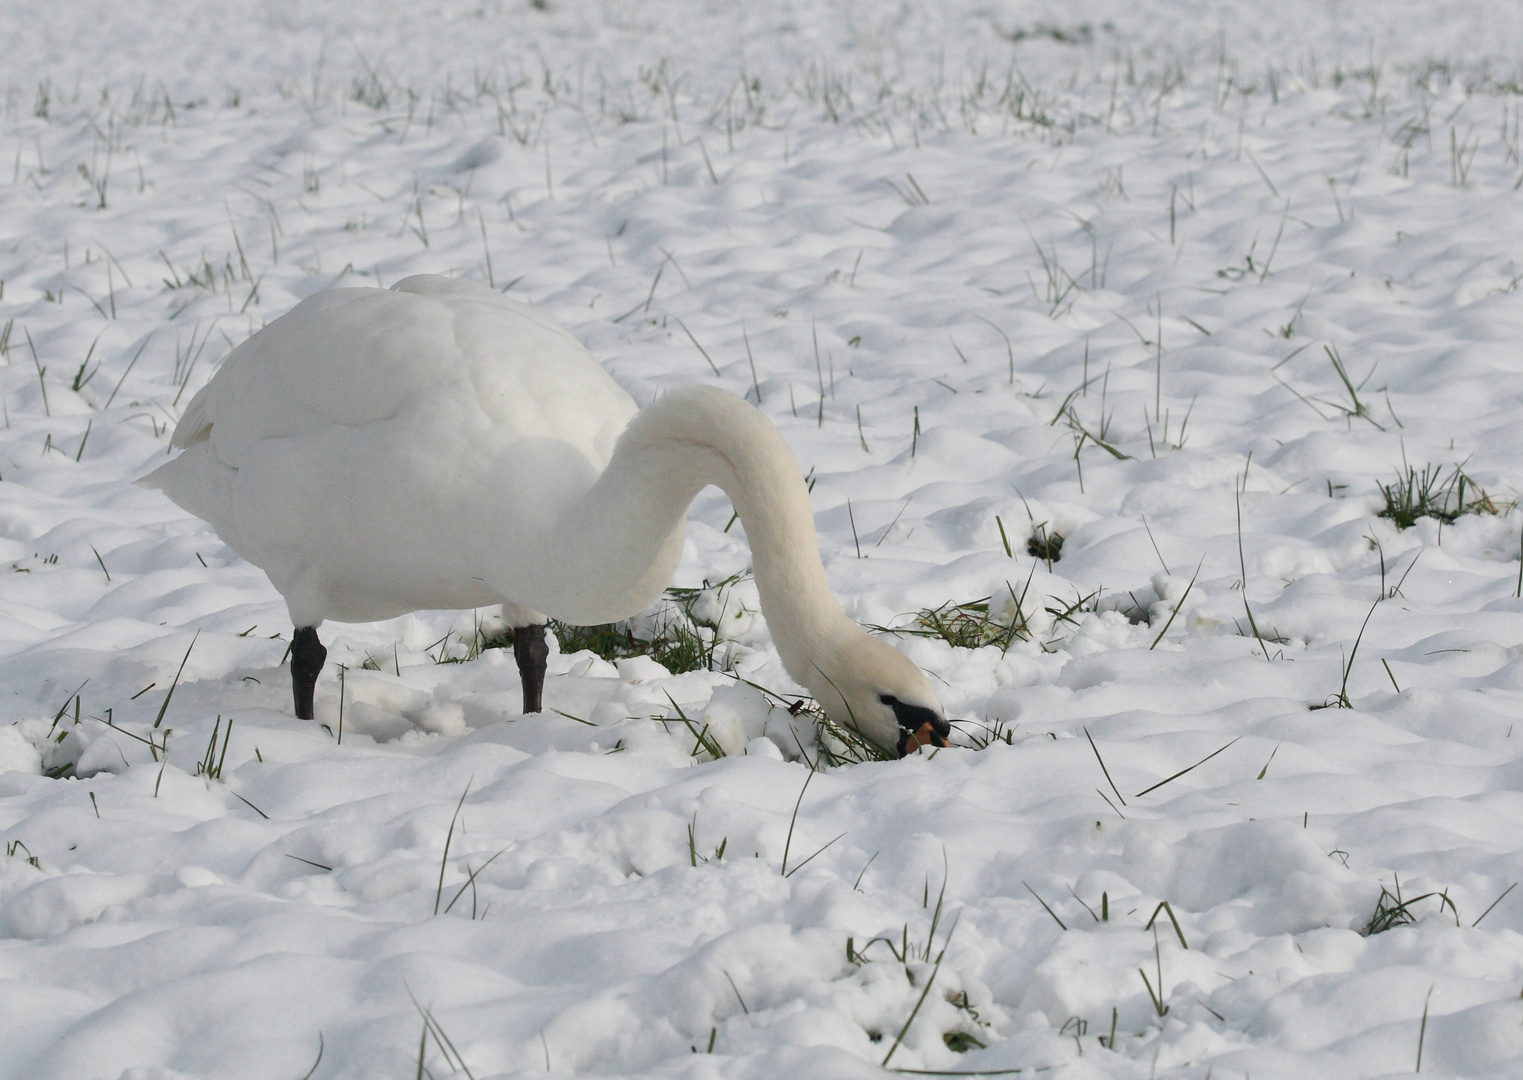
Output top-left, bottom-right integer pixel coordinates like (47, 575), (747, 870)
(6, 1), (1523, 1076)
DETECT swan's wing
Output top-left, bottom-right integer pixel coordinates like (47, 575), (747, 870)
(146, 285), (446, 549)
(167, 286), (461, 464)
(146, 276), (640, 619)
(170, 384), (214, 448)
(167, 277), (635, 469)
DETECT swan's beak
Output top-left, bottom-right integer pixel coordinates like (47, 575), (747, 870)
(898, 720), (950, 756)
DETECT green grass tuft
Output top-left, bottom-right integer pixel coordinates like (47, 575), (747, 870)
(913, 598), (1026, 651)
(873, 582), (1034, 654)
(548, 612), (729, 675)
(477, 577), (748, 675)
(1026, 528), (1064, 563)
(1360, 876), (1459, 935)
(1377, 462), (1501, 529)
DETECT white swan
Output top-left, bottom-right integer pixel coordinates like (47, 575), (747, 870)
(143, 275), (948, 756)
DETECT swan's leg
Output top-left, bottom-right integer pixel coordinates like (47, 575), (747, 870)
(290, 626), (327, 720)
(514, 624), (549, 713)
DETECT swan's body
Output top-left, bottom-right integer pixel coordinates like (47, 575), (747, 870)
(145, 275), (948, 755)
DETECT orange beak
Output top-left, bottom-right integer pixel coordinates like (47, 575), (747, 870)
(900, 720), (950, 756)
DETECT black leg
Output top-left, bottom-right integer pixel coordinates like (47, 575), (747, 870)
(291, 626), (327, 720)
(513, 624), (549, 713)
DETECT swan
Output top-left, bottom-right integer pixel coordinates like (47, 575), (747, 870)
(143, 275), (949, 756)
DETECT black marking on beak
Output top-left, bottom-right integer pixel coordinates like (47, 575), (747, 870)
(882, 694), (951, 756)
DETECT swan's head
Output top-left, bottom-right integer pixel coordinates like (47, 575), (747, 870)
(805, 632), (949, 757)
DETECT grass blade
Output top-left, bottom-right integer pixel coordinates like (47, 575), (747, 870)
(1471, 882), (1516, 927)
(1149, 558), (1203, 649)
(434, 779), (472, 915)
(153, 631), (199, 729)
(1135, 736), (1242, 798)
(783, 831), (846, 878)
(779, 768), (816, 876)
(232, 791), (268, 819)
(881, 919), (956, 1068)
(1022, 880), (1067, 930)
(1145, 900), (1189, 949)
(672, 315), (721, 377)
(1083, 726), (1126, 806)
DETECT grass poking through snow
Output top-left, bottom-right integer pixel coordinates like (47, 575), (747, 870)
(1377, 461), (1502, 529)
(1361, 876), (1460, 935)
(530, 577), (748, 675)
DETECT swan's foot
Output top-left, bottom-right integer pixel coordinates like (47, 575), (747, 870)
(514, 624), (549, 713)
(291, 626), (327, 720)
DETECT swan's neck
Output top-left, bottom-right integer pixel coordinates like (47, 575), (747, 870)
(544, 386), (853, 679)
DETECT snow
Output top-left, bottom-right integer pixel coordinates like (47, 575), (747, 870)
(4, 0), (1523, 1076)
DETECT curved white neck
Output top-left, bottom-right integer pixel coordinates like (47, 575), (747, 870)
(541, 386), (855, 680)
